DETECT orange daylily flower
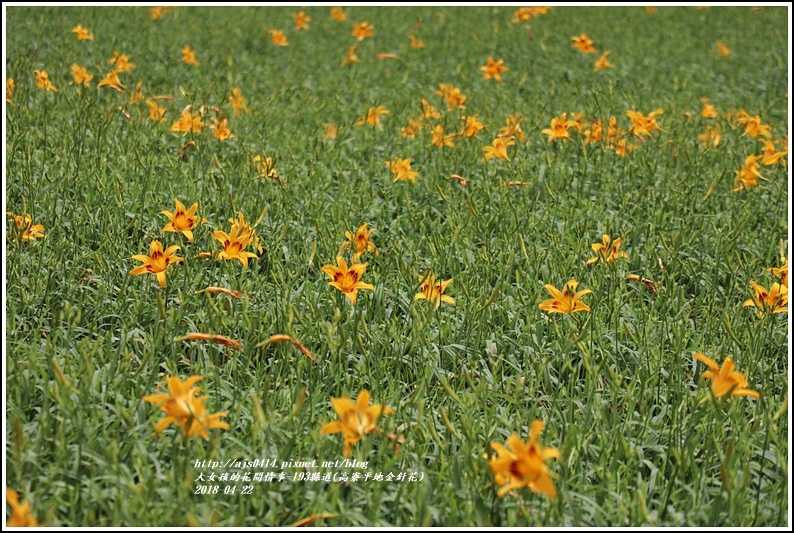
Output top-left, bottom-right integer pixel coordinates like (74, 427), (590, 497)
(253, 155), (279, 179)
(539, 280), (591, 314)
(698, 126), (721, 148)
(759, 140), (787, 166)
(293, 10), (311, 30)
(213, 212), (260, 267)
(386, 158), (420, 183)
(593, 50), (613, 72)
(96, 69), (124, 91)
(482, 136), (514, 161)
(342, 223), (378, 256)
(356, 105), (389, 127)
(6, 487), (39, 527)
(210, 117), (235, 141)
(351, 21), (374, 41)
(170, 110), (204, 134)
(700, 98), (718, 119)
(571, 33), (596, 53)
(741, 116), (773, 139)
(145, 99), (166, 121)
(732, 155), (765, 192)
(541, 113), (577, 142)
(269, 29), (289, 46)
(320, 390), (394, 457)
(33, 69), (58, 92)
(6, 78), (14, 104)
(715, 40), (730, 57)
(694, 353), (760, 399)
(487, 420), (561, 499)
(460, 115), (485, 138)
(6, 212), (45, 241)
(414, 273), (455, 308)
(408, 33), (426, 49)
(330, 6), (347, 21)
(181, 46), (200, 66)
(512, 6), (551, 22)
(324, 123), (339, 139)
(341, 45), (359, 67)
(499, 114), (526, 142)
(742, 281), (787, 316)
(150, 6), (176, 20)
(106, 51), (135, 73)
(626, 109), (663, 139)
(446, 87), (468, 111)
(583, 120), (604, 144)
(321, 256), (374, 306)
(143, 375), (229, 439)
(430, 124), (456, 148)
(421, 98), (441, 120)
(71, 24), (93, 40)
(400, 118), (423, 139)
(129, 240), (184, 288)
(612, 139), (638, 157)
(70, 64), (93, 88)
(161, 198), (202, 242)
(586, 234), (628, 265)
(228, 87), (249, 117)
(480, 57), (509, 82)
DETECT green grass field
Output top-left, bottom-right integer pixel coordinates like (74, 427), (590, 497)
(4, 5), (790, 527)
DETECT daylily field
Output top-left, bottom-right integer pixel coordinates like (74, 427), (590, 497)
(3, 5), (790, 527)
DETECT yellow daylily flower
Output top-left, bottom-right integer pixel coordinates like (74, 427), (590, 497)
(33, 69), (58, 92)
(480, 56), (509, 82)
(320, 390), (394, 457)
(742, 280), (787, 316)
(70, 64), (93, 88)
(694, 353), (760, 399)
(210, 117), (235, 141)
(626, 109), (663, 139)
(342, 223), (378, 256)
(351, 21), (374, 41)
(586, 234), (628, 265)
(161, 199), (202, 243)
(143, 375), (229, 440)
(321, 256), (374, 305)
(541, 113), (577, 142)
(181, 46), (200, 66)
(269, 29), (289, 46)
(482, 136), (514, 161)
(430, 124), (456, 148)
(593, 50), (613, 72)
(414, 273), (455, 308)
(539, 280), (591, 314)
(6, 487), (39, 527)
(356, 106), (390, 127)
(386, 157), (420, 182)
(571, 33), (596, 53)
(213, 213), (260, 268)
(732, 155), (765, 192)
(487, 420), (561, 498)
(71, 24), (93, 40)
(293, 10), (311, 30)
(106, 51), (135, 72)
(129, 239), (184, 288)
